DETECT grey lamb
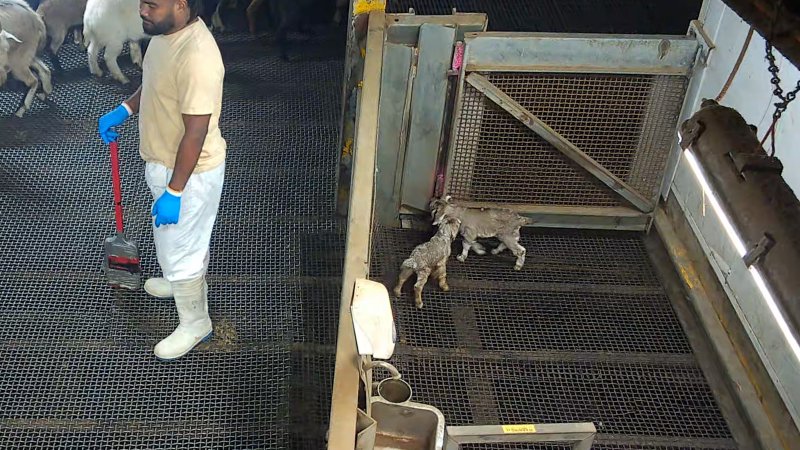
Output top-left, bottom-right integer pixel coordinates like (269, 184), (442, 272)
(393, 216), (461, 309)
(430, 195), (532, 270)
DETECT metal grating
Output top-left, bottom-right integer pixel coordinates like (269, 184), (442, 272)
(0, 24), (344, 448)
(369, 225), (736, 447)
(371, 226), (662, 287)
(447, 73), (687, 206)
(371, 355), (731, 438)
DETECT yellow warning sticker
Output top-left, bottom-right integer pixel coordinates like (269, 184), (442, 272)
(353, 0), (386, 15)
(501, 424), (537, 434)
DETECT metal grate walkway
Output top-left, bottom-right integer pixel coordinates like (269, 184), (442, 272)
(0, 27), (344, 449)
(370, 226), (737, 449)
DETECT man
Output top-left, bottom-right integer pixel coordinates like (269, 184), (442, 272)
(97, 0), (226, 361)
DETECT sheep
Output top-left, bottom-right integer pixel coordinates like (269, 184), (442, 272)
(0, 0), (53, 118)
(198, 0), (237, 32)
(430, 195), (532, 271)
(83, 0), (146, 84)
(36, 0), (88, 70)
(246, 0), (347, 60)
(393, 216), (461, 309)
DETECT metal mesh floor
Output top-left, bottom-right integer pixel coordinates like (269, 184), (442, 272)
(370, 226), (738, 449)
(0, 27), (344, 448)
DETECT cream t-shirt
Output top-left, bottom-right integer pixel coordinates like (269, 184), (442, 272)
(138, 18), (226, 173)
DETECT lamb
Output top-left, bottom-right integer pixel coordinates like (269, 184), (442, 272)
(0, 0), (53, 118)
(36, 0), (88, 70)
(393, 216), (461, 309)
(430, 195), (532, 270)
(83, 0), (146, 84)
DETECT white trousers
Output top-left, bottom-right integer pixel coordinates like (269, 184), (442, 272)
(145, 161), (225, 282)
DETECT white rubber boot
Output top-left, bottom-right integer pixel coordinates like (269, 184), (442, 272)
(145, 277), (208, 299)
(144, 278), (173, 298)
(154, 276), (213, 361)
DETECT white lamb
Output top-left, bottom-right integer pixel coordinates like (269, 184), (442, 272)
(83, 0), (146, 84)
(0, 0), (53, 117)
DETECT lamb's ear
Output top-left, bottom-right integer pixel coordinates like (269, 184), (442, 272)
(0, 30), (22, 44)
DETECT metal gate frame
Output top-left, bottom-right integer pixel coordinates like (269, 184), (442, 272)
(443, 33), (700, 231)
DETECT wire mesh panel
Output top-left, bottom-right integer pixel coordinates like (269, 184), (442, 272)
(447, 72), (687, 207)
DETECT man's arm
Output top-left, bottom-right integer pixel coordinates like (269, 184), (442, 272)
(168, 114), (211, 192)
(124, 86), (143, 115)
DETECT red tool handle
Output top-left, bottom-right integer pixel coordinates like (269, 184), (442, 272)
(110, 141), (124, 233)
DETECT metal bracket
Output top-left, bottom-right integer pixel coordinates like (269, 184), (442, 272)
(743, 233), (776, 267)
(728, 152), (784, 176)
(688, 19), (715, 67)
(445, 423), (596, 450)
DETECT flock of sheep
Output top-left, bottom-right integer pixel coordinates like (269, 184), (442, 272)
(0, 0), (347, 117)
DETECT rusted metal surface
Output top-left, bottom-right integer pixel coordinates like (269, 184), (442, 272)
(721, 0), (800, 70)
(679, 99), (800, 337)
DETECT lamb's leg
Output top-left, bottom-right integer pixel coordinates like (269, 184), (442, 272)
(129, 40), (143, 68)
(457, 231), (478, 262)
(433, 262), (449, 292)
(31, 58), (52, 100)
(413, 268), (431, 309)
(491, 243), (508, 255)
(500, 233), (526, 270)
(471, 241), (487, 255)
(74, 28), (83, 46)
(87, 39), (103, 77)
(246, 0), (265, 34)
(393, 267), (414, 298)
(104, 40), (129, 84)
(212, 2), (226, 32)
(11, 65), (39, 118)
(48, 25), (68, 70)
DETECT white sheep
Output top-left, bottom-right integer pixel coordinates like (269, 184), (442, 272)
(0, 0), (53, 118)
(393, 217), (461, 309)
(36, 0), (88, 69)
(83, 0), (146, 84)
(430, 196), (532, 270)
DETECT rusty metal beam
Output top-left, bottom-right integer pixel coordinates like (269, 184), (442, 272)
(721, 0), (800, 69)
(466, 73), (655, 213)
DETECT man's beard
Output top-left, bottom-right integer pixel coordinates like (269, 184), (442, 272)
(142, 16), (175, 36)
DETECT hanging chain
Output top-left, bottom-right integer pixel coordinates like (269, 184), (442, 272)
(763, 0), (799, 156)
(765, 42), (800, 124)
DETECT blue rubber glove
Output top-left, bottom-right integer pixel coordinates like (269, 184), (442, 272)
(98, 104), (131, 144)
(152, 188), (182, 228)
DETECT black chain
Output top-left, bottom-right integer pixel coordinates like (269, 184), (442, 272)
(765, 42), (800, 124)
(763, 0), (798, 156)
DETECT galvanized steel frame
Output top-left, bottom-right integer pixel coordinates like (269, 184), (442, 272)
(444, 423), (596, 450)
(329, 10), (386, 450)
(444, 32), (700, 231)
